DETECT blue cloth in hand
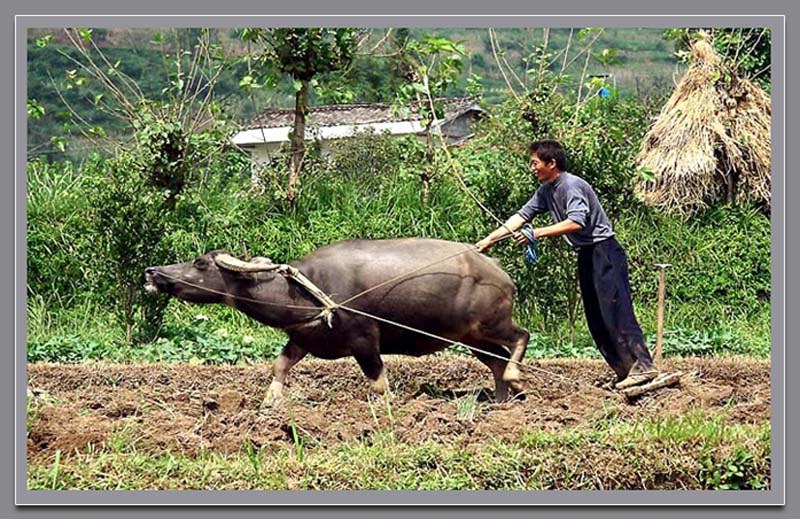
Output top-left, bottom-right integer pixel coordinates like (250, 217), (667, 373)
(519, 224), (538, 264)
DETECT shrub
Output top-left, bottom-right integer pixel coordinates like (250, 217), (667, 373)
(618, 205), (770, 313)
(26, 158), (107, 301)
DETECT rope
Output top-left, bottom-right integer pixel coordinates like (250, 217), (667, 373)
(153, 271), (322, 311)
(337, 243), (480, 306)
(419, 91), (522, 245)
(276, 265), (338, 327)
(338, 303), (612, 396)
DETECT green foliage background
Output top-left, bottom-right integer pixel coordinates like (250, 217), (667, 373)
(27, 27), (683, 160)
(26, 98), (771, 363)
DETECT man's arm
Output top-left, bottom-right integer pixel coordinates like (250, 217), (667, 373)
(477, 187), (549, 253)
(476, 214), (527, 252)
(515, 185), (587, 243)
(518, 218), (583, 243)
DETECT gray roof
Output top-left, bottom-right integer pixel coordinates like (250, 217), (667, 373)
(244, 97), (484, 130)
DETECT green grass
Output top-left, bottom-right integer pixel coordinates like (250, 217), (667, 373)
(27, 411), (770, 490)
(27, 292), (771, 364)
(517, 300), (770, 360)
(26, 295), (289, 364)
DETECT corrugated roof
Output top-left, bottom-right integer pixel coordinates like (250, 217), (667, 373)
(231, 120), (427, 146)
(243, 97), (482, 130)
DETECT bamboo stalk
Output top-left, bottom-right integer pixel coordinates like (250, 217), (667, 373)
(654, 263), (672, 365)
(621, 372), (682, 398)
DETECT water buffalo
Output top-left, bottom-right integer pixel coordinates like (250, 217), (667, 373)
(144, 238), (529, 403)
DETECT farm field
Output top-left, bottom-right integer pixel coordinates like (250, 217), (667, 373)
(26, 356), (770, 490)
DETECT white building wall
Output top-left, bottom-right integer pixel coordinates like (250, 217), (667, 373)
(235, 113), (480, 177)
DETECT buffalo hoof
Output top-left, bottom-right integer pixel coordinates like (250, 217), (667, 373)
(368, 371), (390, 395)
(502, 363), (522, 383)
(509, 379), (525, 395)
(494, 386), (509, 403)
(495, 379), (525, 403)
(260, 381), (285, 409)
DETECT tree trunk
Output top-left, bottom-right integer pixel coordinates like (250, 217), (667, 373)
(123, 282), (134, 344)
(287, 79), (309, 205)
(421, 119), (435, 203)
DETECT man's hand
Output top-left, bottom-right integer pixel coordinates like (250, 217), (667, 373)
(513, 230), (535, 245)
(476, 215), (528, 253)
(475, 237), (493, 253)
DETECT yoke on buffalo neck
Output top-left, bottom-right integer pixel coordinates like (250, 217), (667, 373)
(215, 259), (337, 329)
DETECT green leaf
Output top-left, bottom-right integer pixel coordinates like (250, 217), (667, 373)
(240, 28), (261, 42)
(49, 136), (67, 152)
(27, 98), (45, 120)
(238, 75), (261, 90)
(577, 27), (601, 41)
(77, 28), (93, 43)
(411, 82), (428, 95)
(637, 167), (656, 181)
(35, 34), (53, 48)
(88, 126), (107, 138)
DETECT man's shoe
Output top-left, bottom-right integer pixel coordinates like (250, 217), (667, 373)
(615, 370), (659, 390)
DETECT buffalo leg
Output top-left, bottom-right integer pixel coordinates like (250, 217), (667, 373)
(346, 324), (389, 395)
(262, 341), (307, 407)
(477, 297), (530, 385)
(354, 351), (389, 395)
(469, 342), (522, 402)
(351, 339), (389, 395)
(495, 327), (529, 385)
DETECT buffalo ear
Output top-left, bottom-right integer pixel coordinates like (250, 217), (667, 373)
(214, 253), (279, 273)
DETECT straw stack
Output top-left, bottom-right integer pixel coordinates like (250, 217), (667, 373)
(635, 38), (771, 214)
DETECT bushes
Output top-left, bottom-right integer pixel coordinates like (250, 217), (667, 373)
(26, 159), (106, 300)
(618, 204), (771, 312)
(134, 314), (284, 365)
(26, 103), (771, 362)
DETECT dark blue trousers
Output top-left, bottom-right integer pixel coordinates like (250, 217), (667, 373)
(577, 237), (655, 380)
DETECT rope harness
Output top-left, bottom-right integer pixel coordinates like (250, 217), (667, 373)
(276, 265), (338, 328)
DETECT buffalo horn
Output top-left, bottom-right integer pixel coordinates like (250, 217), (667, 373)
(214, 253), (278, 273)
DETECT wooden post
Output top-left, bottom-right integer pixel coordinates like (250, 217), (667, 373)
(654, 263), (672, 365)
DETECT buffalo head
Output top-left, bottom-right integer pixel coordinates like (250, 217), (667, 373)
(144, 251), (278, 303)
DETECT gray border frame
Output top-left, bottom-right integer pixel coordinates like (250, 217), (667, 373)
(5, 2), (790, 515)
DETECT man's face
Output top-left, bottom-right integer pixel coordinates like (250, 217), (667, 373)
(530, 153), (558, 182)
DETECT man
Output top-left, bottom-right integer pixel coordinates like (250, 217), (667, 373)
(476, 140), (658, 389)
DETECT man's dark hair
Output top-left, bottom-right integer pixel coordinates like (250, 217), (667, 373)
(528, 140), (567, 171)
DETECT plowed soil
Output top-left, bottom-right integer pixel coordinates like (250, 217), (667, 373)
(26, 356), (770, 461)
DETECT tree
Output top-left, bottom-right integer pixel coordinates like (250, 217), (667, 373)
(42, 28), (233, 343)
(242, 28), (359, 204)
(395, 35), (466, 201)
(388, 28), (414, 93)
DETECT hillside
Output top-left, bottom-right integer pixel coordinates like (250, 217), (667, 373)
(26, 27), (680, 160)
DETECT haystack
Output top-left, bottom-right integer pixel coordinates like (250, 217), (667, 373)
(635, 38), (771, 214)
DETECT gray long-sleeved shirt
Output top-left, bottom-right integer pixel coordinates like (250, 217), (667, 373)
(516, 172), (615, 249)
